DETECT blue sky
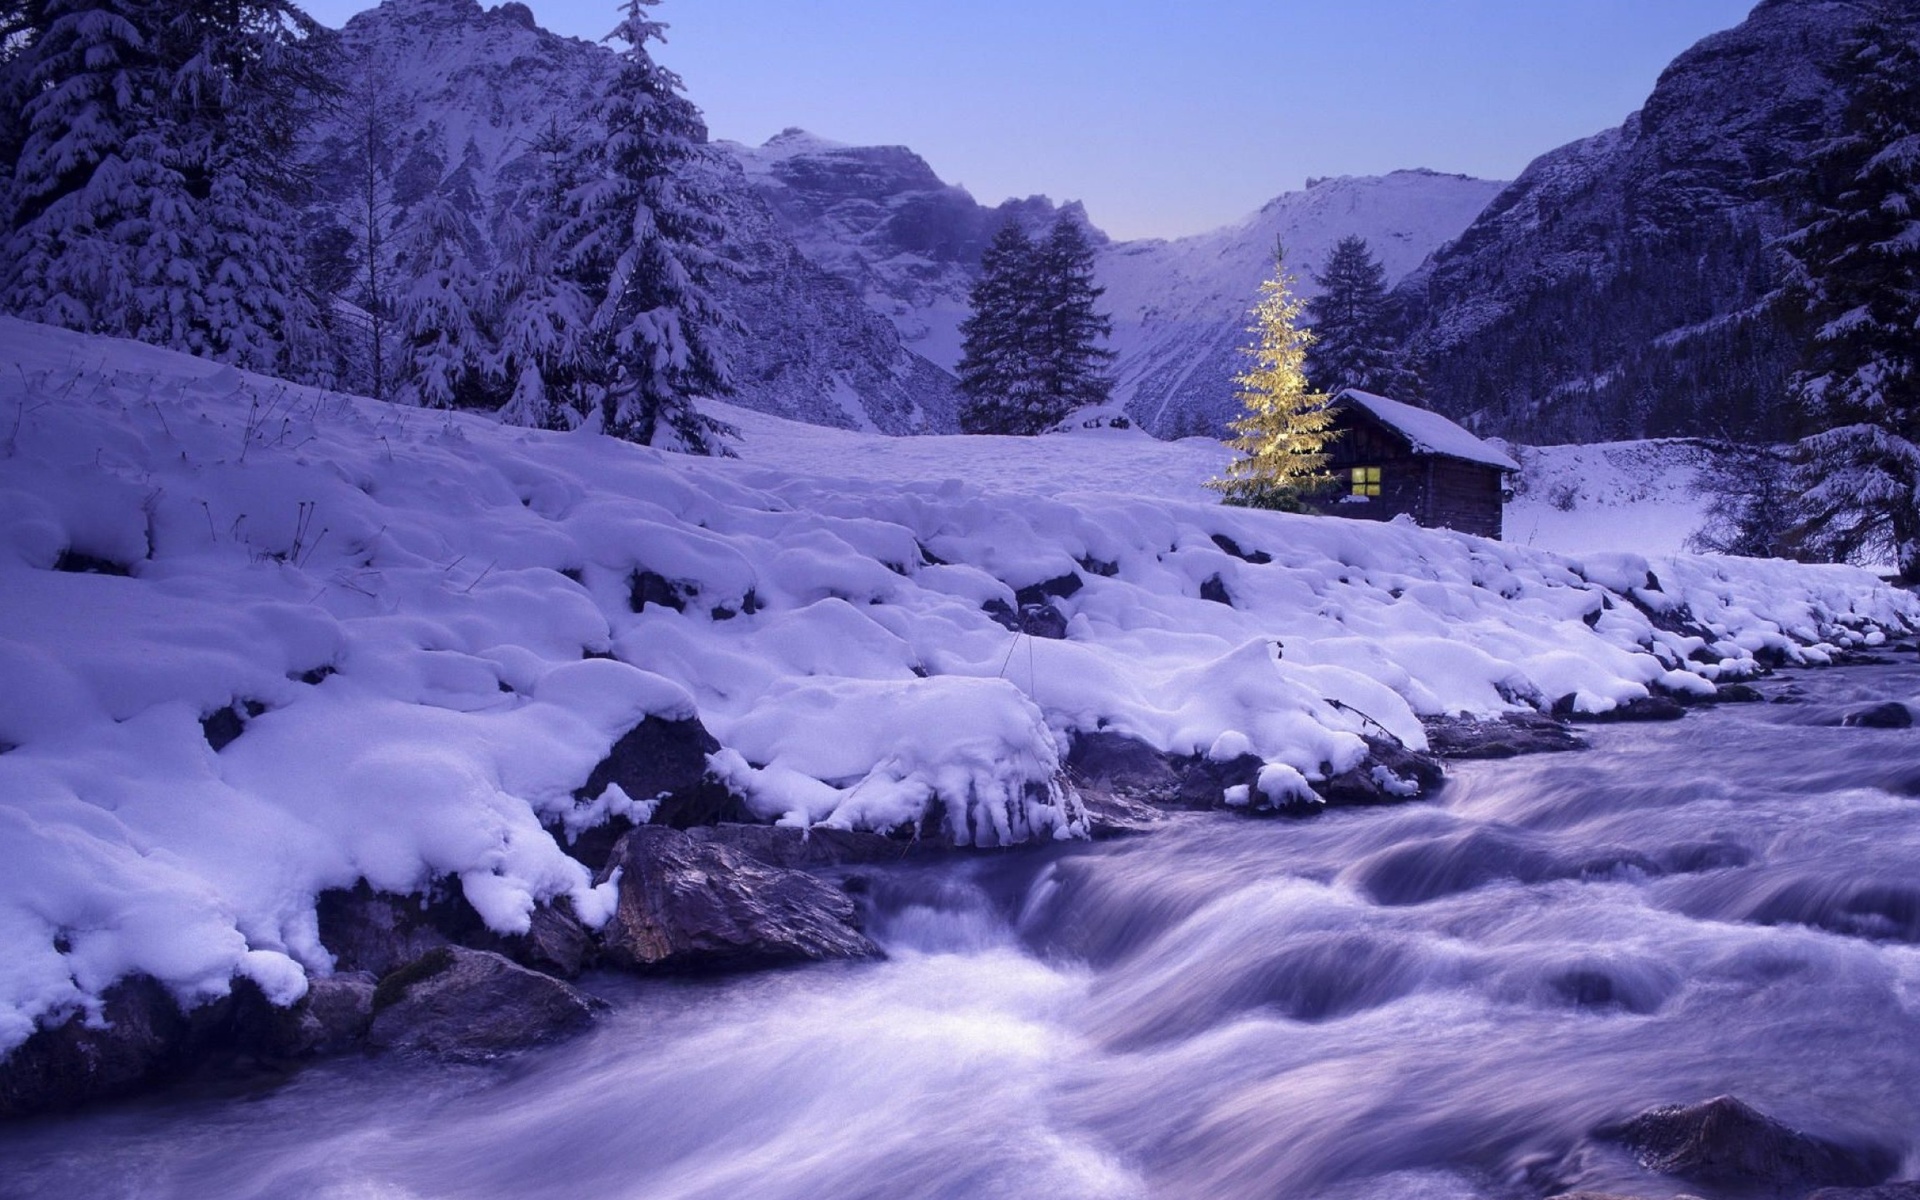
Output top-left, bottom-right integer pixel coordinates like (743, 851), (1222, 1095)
(304, 0), (1760, 241)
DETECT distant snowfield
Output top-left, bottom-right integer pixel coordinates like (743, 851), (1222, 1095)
(2, 317), (1912, 1053)
(1504, 439), (1716, 558)
(706, 399), (1234, 504)
(712, 400), (1712, 559)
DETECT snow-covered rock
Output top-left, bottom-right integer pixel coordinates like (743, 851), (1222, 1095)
(1, 315), (1915, 1057)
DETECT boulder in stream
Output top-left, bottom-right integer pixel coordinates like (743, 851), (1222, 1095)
(365, 946), (601, 1061)
(0, 976), (189, 1117)
(597, 826), (878, 970)
(1843, 702), (1913, 729)
(1423, 712), (1587, 759)
(1600, 1094), (1895, 1194)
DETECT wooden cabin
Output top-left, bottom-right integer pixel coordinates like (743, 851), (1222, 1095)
(1323, 389), (1518, 539)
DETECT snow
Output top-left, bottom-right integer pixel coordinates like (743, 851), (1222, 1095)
(1336, 390), (1521, 472)
(2, 315), (1916, 1051)
(1503, 439), (1716, 557)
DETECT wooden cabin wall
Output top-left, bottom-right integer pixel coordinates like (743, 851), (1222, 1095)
(1324, 420), (1505, 538)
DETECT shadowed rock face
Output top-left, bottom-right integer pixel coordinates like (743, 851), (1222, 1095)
(0, 977), (189, 1118)
(596, 826), (879, 971)
(1402, 0), (1888, 444)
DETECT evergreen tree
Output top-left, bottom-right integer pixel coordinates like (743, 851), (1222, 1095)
(493, 116), (595, 431)
(958, 215), (1113, 435)
(1209, 254), (1337, 510)
(957, 220), (1043, 434)
(1687, 442), (1795, 559)
(2, 0), (171, 337)
(393, 192), (488, 408)
(1305, 234), (1419, 397)
(1032, 216), (1113, 415)
(1777, 8), (1920, 577)
(331, 59), (410, 399)
(156, 0), (334, 376)
(0, 0), (333, 380)
(555, 0), (733, 453)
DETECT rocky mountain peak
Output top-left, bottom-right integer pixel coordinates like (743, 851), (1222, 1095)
(1400, 0), (1889, 444)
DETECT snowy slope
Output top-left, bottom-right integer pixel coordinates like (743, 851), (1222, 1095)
(1103, 170), (1508, 437)
(3, 316), (1912, 1051)
(1504, 439), (1718, 558)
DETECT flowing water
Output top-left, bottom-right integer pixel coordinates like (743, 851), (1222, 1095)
(6, 664), (1920, 1200)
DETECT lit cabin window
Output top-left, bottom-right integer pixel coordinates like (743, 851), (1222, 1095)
(1351, 466), (1381, 497)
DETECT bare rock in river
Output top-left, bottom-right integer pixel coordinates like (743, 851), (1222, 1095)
(1423, 712), (1587, 759)
(1843, 702), (1913, 730)
(682, 822), (927, 868)
(0, 976), (188, 1117)
(1600, 1095), (1895, 1194)
(365, 946), (601, 1061)
(597, 826), (878, 970)
(1066, 730), (1184, 806)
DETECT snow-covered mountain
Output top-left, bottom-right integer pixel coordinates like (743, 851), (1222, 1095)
(1401, 0), (1895, 444)
(720, 130), (1088, 375)
(1099, 170), (1507, 438)
(304, 0), (960, 433)
(726, 130), (1504, 438)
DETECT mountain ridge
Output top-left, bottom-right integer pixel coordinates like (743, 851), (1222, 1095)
(1400, 0), (1887, 444)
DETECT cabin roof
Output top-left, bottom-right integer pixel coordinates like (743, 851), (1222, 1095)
(1334, 389), (1520, 473)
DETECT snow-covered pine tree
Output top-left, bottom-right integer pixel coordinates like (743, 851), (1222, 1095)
(493, 117), (596, 431)
(1304, 234), (1419, 398)
(1, 0), (334, 380)
(1, 0), (171, 337)
(1032, 215), (1113, 419)
(0, 0), (45, 206)
(957, 219), (1043, 434)
(156, 0), (334, 377)
(1208, 254), (1338, 511)
(555, 0), (733, 453)
(1778, 7), (1920, 578)
(392, 192), (489, 408)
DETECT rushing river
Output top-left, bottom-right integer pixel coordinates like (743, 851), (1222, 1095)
(6, 664), (1920, 1200)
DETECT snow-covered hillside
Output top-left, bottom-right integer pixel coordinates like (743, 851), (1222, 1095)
(1504, 439), (1717, 557)
(3, 316), (1912, 1053)
(1102, 170), (1508, 437)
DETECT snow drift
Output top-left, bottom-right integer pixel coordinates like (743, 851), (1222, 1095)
(1, 316), (1914, 1052)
